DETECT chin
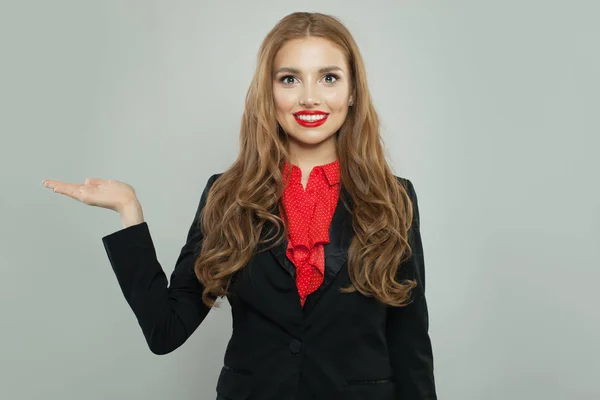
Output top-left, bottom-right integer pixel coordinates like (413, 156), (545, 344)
(288, 131), (337, 146)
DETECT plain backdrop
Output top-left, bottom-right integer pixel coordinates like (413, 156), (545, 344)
(1, 1), (598, 399)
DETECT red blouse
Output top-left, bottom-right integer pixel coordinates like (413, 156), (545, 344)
(280, 159), (341, 307)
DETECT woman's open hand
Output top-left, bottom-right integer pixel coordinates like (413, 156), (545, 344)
(42, 178), (138, 214)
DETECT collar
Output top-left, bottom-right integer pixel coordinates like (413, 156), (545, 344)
(282, 159), (340, 187)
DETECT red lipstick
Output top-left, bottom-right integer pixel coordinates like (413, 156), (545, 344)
(293, 110), (329, 128)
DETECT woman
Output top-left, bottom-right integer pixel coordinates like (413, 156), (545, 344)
(42, 11), (437, 400)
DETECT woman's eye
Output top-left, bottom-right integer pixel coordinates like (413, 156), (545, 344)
(324, 74), (339, 84)
(280, 75), (297, 85)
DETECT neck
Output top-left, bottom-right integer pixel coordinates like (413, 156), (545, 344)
(287, 136), (338, 171)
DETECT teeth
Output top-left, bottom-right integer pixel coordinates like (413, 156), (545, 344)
(296, 114), (327, 122)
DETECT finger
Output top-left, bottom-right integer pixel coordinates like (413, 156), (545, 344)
(43, 180), (68, 191)
(53, 183), (85, 200)
(85, 177), (106, 186)
(42, 179), (60, 188)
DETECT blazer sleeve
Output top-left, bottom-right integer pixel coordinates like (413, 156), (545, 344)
(386, 178), (437, 399)
(101, 174), (218, 355)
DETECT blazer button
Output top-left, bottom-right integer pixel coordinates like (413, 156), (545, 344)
(289, 339), (302, 354)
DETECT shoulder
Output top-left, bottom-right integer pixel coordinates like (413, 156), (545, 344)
(394, 175), (409, 186)
(394, 175), (420, 220)
(206, 172), (225, 186)
(394, 175), (415, 197)
(196, 173), (225, 202)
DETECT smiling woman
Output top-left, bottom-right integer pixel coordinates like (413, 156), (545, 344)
(44, 10), (437, 400)
(273, 40), (352, 154)
(189, 12), (437, 397)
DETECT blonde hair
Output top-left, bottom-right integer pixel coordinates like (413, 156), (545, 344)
(195, 12), (416, 308)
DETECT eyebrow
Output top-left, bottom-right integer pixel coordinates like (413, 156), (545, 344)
(274, 66), (344, 75)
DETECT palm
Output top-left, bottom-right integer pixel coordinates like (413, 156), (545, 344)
(42, 178), (136, 212)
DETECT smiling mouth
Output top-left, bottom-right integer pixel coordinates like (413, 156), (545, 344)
(294, 113), (329, 122)
(294, 114), (329, 127)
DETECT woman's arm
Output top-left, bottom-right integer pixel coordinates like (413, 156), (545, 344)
(101, 174), (218, 355)
(386, 178), (437, 399)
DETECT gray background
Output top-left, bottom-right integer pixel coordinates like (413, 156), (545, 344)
(1, 0), (598, 399)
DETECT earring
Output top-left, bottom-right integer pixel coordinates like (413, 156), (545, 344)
(349, 98), (354, 106)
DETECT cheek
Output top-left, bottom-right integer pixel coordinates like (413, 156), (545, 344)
(323, 91), (348, 110)
(273, 88), (296, 113)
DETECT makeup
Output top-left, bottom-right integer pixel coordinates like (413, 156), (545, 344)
(293, 110), (329, 128)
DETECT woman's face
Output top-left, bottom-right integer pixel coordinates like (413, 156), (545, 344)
(272, 37), (352, 156)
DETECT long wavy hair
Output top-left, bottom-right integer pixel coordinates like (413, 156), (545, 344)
(194, 12), (417, 309)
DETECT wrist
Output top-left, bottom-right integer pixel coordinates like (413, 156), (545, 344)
(119, 200), (144, 228)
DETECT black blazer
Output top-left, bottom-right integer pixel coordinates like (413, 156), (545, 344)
(102, 173), (437, 400)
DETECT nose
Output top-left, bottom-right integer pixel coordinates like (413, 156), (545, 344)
(299, 84), (321, 107)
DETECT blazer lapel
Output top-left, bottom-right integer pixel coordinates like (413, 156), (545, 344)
(260, 185), (354, 316)
(302, 187), (354, 317)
